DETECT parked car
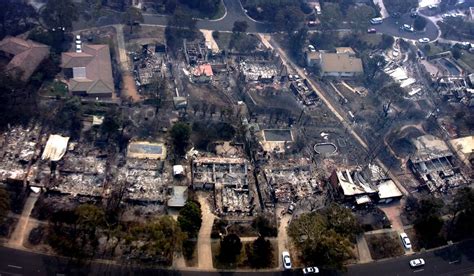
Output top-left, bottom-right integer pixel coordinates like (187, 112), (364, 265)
(288, 202), (296, 214)
(303, 266), (320, 274)
(400, 232), (412, 249)
(418, 38), (430, 43)
(410, 8), (418, 17)
(282, 251), (292, 270)
(402, 24), (414, 32)
(367, 28), (376, 33)
(410, 258), (425, 268)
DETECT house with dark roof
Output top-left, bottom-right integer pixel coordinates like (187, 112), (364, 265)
(0, 36), (50, 81)
(61, 44), (115, 97)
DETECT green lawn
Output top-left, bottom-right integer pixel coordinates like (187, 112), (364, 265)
(359, 34), (382, 47)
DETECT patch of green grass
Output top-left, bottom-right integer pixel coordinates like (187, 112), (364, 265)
(359, 34), (382, 47)
(422, 43), (444, 56)
(40, 80), (68, 97)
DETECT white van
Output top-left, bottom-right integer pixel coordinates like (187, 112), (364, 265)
(370, 17), (383, 25)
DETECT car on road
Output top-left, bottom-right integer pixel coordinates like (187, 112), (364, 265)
(418, 38), (430, 43)
(282, 251), (292, 270)
(303, 266), (319, 274)
(392, 50), (399, 57)
(409, 258), (425, 268)
(370, 17), (383, 25)
(367, 28), (376, 33)
(400, 232), (412, 249)
(401, 24), (414, 32)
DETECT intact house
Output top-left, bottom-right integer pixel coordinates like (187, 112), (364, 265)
(306, 47), (363, 78)
(61, 44), (115, 98)
(329, 165), (403, 205)
(0, 36), (49, 81)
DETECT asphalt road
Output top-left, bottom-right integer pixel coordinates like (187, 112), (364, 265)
(0, 240), (473, 275)
(374, 14), (439, 41)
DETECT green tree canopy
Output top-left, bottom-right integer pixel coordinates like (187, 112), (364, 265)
(288, 205), (358, 270)
(413, 196), (445, 248)
(320, 3), (342, 30)
(347, 5), (376, 32)
(170, 122), (191, 156)
(178, 200), (202, 238)
(219, 234), (242, 264)
(414, 16), (428, 31)
(232, 21), (248, 33)
(41, 0), (77, 30)
(275, 6), (304, 34)
(246, 235), (274, 268)
(128, 216), (185, 265)
(449, 187), (474, 240)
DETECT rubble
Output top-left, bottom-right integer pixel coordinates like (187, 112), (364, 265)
(408, 135), (469, 193)
(192, 156), (255, 216)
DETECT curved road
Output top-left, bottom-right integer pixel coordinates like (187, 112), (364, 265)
(374, 14), (440, 41)
(91, 0), (440, 42)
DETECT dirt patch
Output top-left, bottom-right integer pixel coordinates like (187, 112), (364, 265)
(186, 82), (232, 108)
(366, 232), (404, 260)
(124, 25), (166, 41)
(122, 73), (141, 102)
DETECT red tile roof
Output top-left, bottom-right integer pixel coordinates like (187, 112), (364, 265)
(0, 36), (50, 81)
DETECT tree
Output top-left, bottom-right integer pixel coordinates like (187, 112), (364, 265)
(232, 21), (248, 34)
(41, 0), (77, 30)
(47, 204), (105, 260)
(413, 196), (444, 248)
(247, 236), (274, 268)
(288, 210), (355, 270)
(383, 0), (418, 14)
(170, 122), (191, 156)
(219, 234), (242, 264)
(127, 216), (185, 265)
(275, 6), (304, 33)
(323, 203), (362, 240)
(414, 16), (428, 31)
(178, 200), (202, 238)
(0, 188), (10, 222)
(347, 5), (375, 32)
(320, 3), (342, 30)
(449, 187), (474, 240)
(452, 48), (461, 59)
(0, 0), (37, 39)
(380, 34), (395, 50)
(122, 7), (144, 34)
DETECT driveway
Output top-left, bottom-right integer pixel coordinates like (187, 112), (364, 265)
(276, 207), (291, 268)
(197, 193), (216, 270)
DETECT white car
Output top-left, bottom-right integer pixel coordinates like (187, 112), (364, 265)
(410, 258), (425, 267)
(303, 266), (320, 274)
(418, 38), (430, 43)
(282, 251), (292, 270)
(400, 232), (412, 249)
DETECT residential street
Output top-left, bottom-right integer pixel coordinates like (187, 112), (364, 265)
(0, 239), (473, 275)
